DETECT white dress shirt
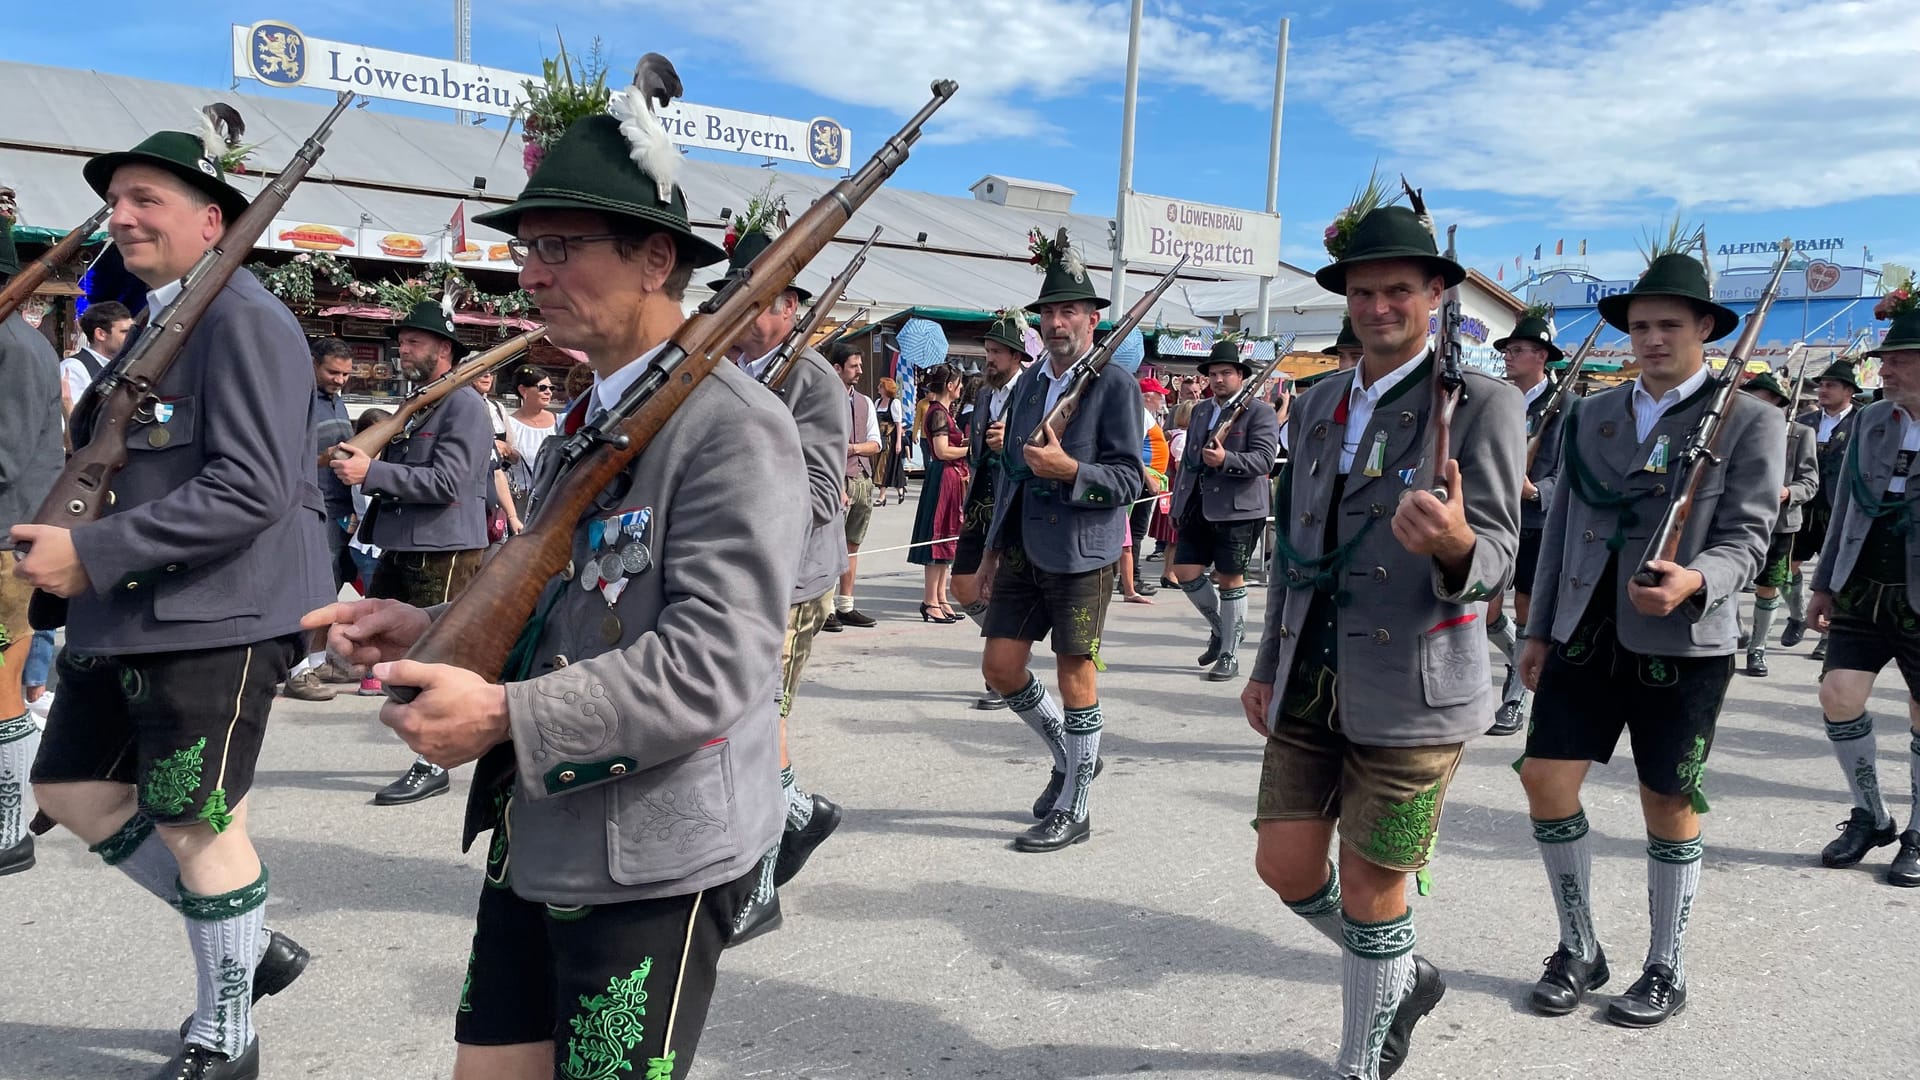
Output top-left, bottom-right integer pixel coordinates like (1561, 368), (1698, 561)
(592, 343), (669, 417)
(1037, 351), (1089, 417)
(1521, 377), (1550, 409)
(144, 279), (184, 323)
(1888, 406), (1920, 494)
(1340, 345), (1430, 474)
(1817, 404), (1854, 444)
(1630, 365), (1712, 443)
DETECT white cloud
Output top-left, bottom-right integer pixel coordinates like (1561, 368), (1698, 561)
(1299, 0), (1920, 215)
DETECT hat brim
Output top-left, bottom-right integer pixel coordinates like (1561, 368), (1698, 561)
(1198, 359), (1254, 377)
(1866, 345), (1920, 359)
(388, 323), (463, 349)
(703, 269), (813, 303)
(472, 195), (728, 270)
(1816, 373), (1864, 388)
(1597, 289), (1739, 342)
(1314, 250), (1466, 295)
(84, 150), (249, 226)
(1491, 334), (1565, 364)
(1033, 290), (1111, 311)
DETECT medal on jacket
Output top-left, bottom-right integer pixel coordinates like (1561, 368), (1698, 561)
(1647, 434), (1670, 474)
(1364, 431), (1388, 478)
(583, 507), (654, 621)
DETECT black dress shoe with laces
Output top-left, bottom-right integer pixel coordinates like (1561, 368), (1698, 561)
(1744, 647), (1768, 677)
(1606, 963), (1686, 1027)
(774, 794), (842, 887)
(821, 611), (844, 632)
(1206, 654), (1240, 682)
(1030, 757), (1103, 819)
(1529, 944), (1609, 1016)
(1822, 807), (1898, 868)
(1198, 633), (1222, 667)
(1379, 955), (1445, 1079)
(1889, 831), (1920, 887)
(973, 686), (1009, 711)
(179, 929), (309, 1038)
(373, 761), (449, 805)
(0, 834), (34, 876)
(730, 884), (783, 946)
(150, 1040), (259, 1080)
(1779, 617), (1806, 647)
(1014, 810), (1090, 852)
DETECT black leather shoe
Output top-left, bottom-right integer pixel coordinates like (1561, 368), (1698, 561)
(973, 686), (1009, 711)
(774, 795), (842, 887)
(1528, 945), (1609, 1016)
(373, 761), (448, 806)
(1206, 654), (1241, 681)
(1031, 756), (1103, 819)
(838, 608), (877, 628)
(1737, 629), (1750, 651)
(150, 1040), (259, 1080)
(1379, 955), (1446, 1079)
(1810, 637), (1828, 661)
(1745, 647), (1768, 677)
(730, 884), (782, 946)
(1014, 810), (1090, 852)
(179, 930), (310, 1038)
(1822, 807), (1898, 868)
(821, 611), (844, 633)
(1888, 831), (1920, 887)
(1197, 633), (1222, 667)
(1606, 963), (1686, 1028)
(1487, 698), (1525, 737)
(0, 834), (33, 876)
(1779, 617), (1807, 647)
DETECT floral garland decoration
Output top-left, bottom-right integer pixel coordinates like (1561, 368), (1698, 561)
(248, 251), (362, 311)
(1323, 164), (1395, 261)
(513, 34), (613, 176)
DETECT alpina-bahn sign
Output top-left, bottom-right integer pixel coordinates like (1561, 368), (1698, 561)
(229, 21), (853, 169)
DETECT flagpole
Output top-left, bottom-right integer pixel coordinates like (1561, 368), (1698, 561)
(1254, 18), (1288, 338)
(1110, 0), (1144, 311)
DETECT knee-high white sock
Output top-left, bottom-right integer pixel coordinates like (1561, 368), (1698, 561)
(89, 812), (184, 909)
(1751, 594), (1782, 648)
(1533, 810), (1599, 962)
(1785, 570), (1807, 621)
(1487, 613), (1518, 664)
(1826, 714), (1893, 830)
(1335, 911), (1416, 1080)
(781, 765), (813, 829)
(1907, 730), (1920, 832)
(1218, 586), (1249, 658)
(1281, 861), (1344, 947)
(181, 869), (269, 1058)
(0, 714), (38, 849)
(1179, 575), (1223, 638)
(1056, 703), (1102, 820)
(1005, 674), (1068, 772)
(1646, 834), (1702, 986)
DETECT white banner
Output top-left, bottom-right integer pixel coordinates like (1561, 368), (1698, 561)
(1530, 261), (1865, 309)
(1121, 192), (1279, 278)
(267, 218), (519, 269)
(231, 22), (852, 168)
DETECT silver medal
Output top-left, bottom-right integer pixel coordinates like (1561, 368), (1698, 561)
(580, 556), (602, 589)
(620, 542), (650, 575)
(598, 557), (626, 586)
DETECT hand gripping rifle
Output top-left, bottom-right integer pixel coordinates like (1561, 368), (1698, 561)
(759, 226), (881, 392)
(1402, 177), (1467, 501)
(1630, 238), (1795, 588)
(1525, 318), (1606, 472)
(327, 326), (547, 466)
(23, 91), (356, 631)
(1201, 333), (1298, 464)
(387, 79), (958, 701)
(1030, 253), (1189, 445)
(0, 203), (112, 324)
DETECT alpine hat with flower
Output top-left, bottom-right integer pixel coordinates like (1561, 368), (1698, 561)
(706, 186), (810, 300)
(1869, 282), (1920, 358)
(83, 104), (255, 224)
(1314, 169), (1463, 295)
(1493, 302), (1564, 363)
(1028, 227), (1108, 309)
(0, 186), (19, 277)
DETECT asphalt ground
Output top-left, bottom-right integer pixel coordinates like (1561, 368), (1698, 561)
(3, 498), (1917, 1079)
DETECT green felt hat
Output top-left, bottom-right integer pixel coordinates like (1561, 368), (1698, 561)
(472, 114), (726, 270)
(1493, 314), (1563, 363)
(0, 219), (17, 278)
(1812, 358), (1861, 388)
(1741, 369), (1789, 404)
(1596, 253), (1739, 341)
(84, 130), (250, 226)
(1868, 310), (1920, 358)
(1320, 316), (1361, 356)
(1029, 227), (1108, 310)
(983, 307), (1032, 354)
(1198, 337), (1253, 377)
(705, 229), (812, 302)
(1314, 206), (1465, 295)
(390, 300), (463, 353)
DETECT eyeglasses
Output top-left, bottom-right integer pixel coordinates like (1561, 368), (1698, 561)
(506, 234), (625, 266)
(530, 383), (553, 392)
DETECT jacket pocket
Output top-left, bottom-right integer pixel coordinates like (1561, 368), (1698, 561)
(605, 740), (739, 886)
(124, 394), (198, 453)
(153, 546), (264, 622)
(1418, 617), (1487, 708)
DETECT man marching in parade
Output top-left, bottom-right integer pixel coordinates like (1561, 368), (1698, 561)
(1787, 359), (1865, 660)
(12, 116), (331, 1080)
(707, 200), (851, 940)
(1168, 334), (1280, 682)
(308, 68), (811, 1078)
(980, 231), (1143, 852)
(1487, 307), (1565, 736)
(1804, 296), (1920, 888)
(1517, 242), (1783, 1026)
(1244, 202), (1524, 1080)
(1735, 370), (1818, 677)
(952, 307), (1033, 711)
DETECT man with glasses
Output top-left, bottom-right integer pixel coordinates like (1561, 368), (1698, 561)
(1486, 309), (1565, 736)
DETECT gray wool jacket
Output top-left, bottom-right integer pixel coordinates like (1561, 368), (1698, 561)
(0, 311), (63, 535)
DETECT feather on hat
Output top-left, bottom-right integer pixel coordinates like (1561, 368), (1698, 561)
(607, 53), (684, 203)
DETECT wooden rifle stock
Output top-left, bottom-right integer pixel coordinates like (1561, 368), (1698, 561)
(24, 91), (355, 631)
(0, 204), (111, 323)
(1399, 178), (1466, 500)
(1204, 334), (1297, 455)
(1524, 318), (1605, 472)
(1033, 254), (1188, 443)
(329, 327), (546, 465)
(1631, 238), (1795, 588)
(390, 80), (958, 697)
(761, 226), (881, 392)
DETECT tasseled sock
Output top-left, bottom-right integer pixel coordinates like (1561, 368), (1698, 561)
(1056, 703), (1103, 820)
(1646, 834), (1703, 986)
(1751, 594), (1782, 648)
(1005, 674), (1068, 773)
(1179, 575), (1223, 639)
(1487, 613), (1518, 665)
(1334, 911), (1416, 1080)
(1785, 570), (1807, 621)
(0, 714), (38, 849)
(782, 765), (814, 829)
(1218, 586), (1249, 658)
(1826, 714), (1893, 830)
(1281, 861), (1343, 947)
(1532, 810), (1599, 962)
(181, 869), (269, 1059)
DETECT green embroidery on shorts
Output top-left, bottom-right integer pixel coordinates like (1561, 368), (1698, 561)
(1642, 654), (1675, 687)
(144, 737), (207, 816)
(1562, 622), (1594, 661)
(1364, 783), (1441, 868)
(119, 666), (151, 704)
(645, 1052), (677, 1080)
(546, 903), (594, 923)
(562, 958), (654, 1080)
(197, 788), (234, 834)
(458, 949), (476, 1013)
(1675, 735), (1711, 813)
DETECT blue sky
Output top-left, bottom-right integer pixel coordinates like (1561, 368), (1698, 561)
(7, 0), (1917, 289)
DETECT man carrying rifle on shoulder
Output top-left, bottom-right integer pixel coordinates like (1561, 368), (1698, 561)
(1515, 241), (1783, 1028)
(1168, 334), (1280, 683)
(979, 228), (1143, 853)
(305, 65), (810, 1078)
(1732, 370), (1817, 678)
(11, 112), (331, 1080)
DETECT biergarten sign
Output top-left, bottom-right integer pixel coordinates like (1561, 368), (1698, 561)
(1120, 192), (1280, 278)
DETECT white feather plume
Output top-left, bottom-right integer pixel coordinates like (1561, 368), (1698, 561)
(1063, 244), (1087, 283)
(196, 109), (226, 163)
(607, 85), (680, 203)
